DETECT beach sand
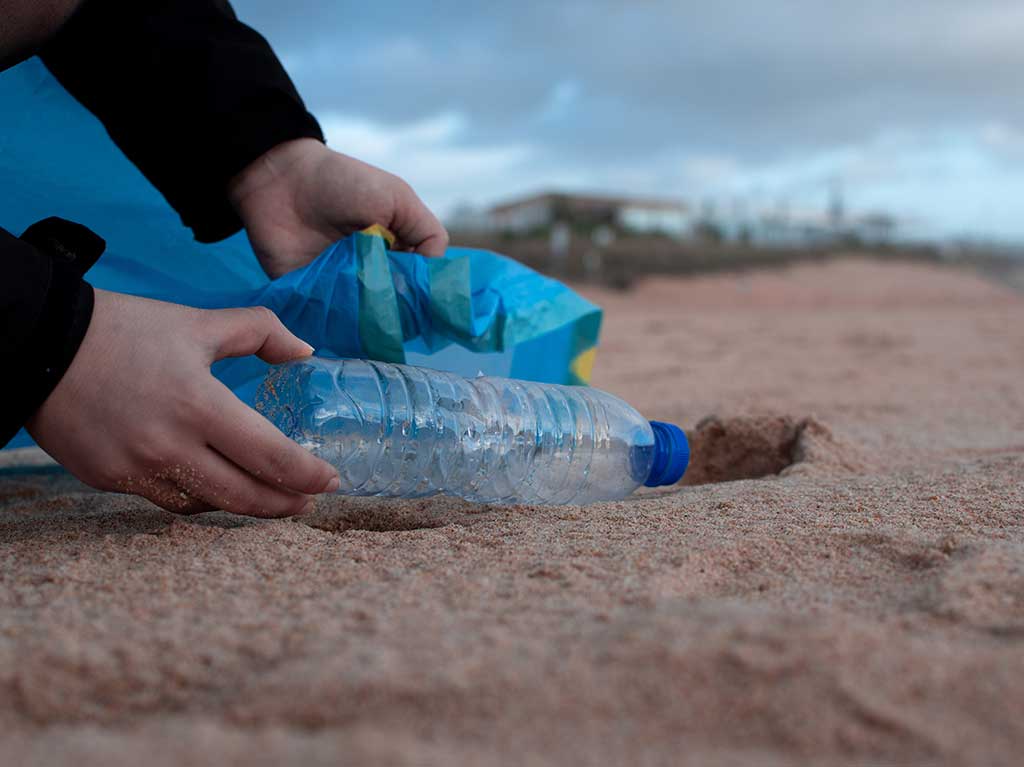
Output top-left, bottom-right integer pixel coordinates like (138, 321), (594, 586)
(1, 257), (1022, 766)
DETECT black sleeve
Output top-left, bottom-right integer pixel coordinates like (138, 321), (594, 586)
(0, 219), (104, 447)
(38, 0), (324, 243)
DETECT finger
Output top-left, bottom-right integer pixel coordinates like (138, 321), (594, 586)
(207, 306), (314, 363)
(201, 380), (340, 496)
(405, 228), (449, 258)
(389, 184), (449, 257)
(135, 477), (215, 516)
(179, 448), (315, 518)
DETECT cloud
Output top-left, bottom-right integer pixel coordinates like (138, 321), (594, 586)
(233, 0), (1024, 239)
(316, 106), (1024, 239)
(535, 80), (582, 125)
(981, 122), (1024, 161)
(243, 0), (1024, 155)
(673, 128), (1024, 239)
(318, 111), (534, 213)
(320, 111), (469, 157)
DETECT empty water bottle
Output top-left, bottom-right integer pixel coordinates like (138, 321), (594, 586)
(255, 358), (688, 505)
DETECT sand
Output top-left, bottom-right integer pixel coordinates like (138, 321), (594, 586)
(1, 257), (1022, 766)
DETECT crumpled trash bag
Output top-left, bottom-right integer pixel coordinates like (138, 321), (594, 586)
(0, 58), (601, 449)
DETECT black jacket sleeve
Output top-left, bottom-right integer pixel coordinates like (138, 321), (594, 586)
(39, 0), (324, 243)
(0, 219), (104, 446)
(2, 2), (320, 444)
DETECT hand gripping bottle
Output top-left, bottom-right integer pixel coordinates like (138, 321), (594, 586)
(256, 358), (688, 505)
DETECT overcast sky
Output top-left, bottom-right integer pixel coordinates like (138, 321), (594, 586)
(235, 0), (1024, 241)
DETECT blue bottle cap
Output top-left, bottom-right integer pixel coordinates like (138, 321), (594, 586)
(644, 421), (690, 487)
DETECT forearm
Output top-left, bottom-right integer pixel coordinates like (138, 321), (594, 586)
(39, 0), (323, 243)
(0, 219), (104, 445)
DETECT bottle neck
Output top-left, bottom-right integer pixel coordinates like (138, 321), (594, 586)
(645, 421), (690, 487)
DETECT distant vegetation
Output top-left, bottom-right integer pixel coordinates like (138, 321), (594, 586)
(448, 230), (1024, 292)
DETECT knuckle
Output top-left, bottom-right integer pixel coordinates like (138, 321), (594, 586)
(171, 391), (205, 426)
(247, 305), (279, 327)
(391, 175), (415, 199)
(131, 436), (171, 469)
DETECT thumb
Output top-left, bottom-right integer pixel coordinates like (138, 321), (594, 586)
(389, 182), (450, 257)
(207, 306), (314, 363)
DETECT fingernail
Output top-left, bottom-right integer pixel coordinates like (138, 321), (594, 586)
(324, 476), (341, 493)
(298, 497), (317, 515)
(302, 342), (316, 356)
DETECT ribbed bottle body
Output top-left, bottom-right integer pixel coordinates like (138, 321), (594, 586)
(256, 358), (657, 505)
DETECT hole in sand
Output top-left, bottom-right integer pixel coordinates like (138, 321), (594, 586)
(682, 414), (860, 485)
(682, 415), (801, 485)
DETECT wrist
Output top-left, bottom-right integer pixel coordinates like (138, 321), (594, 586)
(228, 138), (324, 221)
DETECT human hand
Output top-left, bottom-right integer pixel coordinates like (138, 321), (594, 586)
(228, 138), (449, 279)
(27, 289), (340, 517)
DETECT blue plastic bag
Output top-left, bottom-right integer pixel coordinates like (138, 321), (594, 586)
(0, 58), (601, 448)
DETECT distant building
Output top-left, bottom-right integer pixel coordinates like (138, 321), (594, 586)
(488, 192), (692, 238)
(468, 190), (900, 249)
(489, 194), (557, 233)
(617, 200), (693, 238)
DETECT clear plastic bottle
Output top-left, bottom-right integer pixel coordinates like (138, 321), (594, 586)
(255, 358), (689, 505)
